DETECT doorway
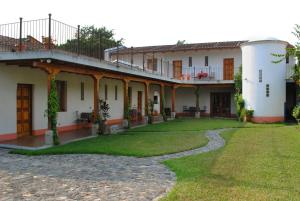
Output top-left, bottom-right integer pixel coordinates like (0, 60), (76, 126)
(16, 84), (32, 138)
(210, 92), (231, 117)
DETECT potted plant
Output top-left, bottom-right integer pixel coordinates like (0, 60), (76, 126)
(292, 105), (300, 126)
(98, 99), (110, 134)
(244, 109), (254, 122)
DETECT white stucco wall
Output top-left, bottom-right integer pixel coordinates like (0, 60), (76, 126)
(129, 81), (145, 116)
(55, 73), (94, 127)
(241, 40), (287, 117)
(173, 87), (235, 114)
(0, 64), (48, 135)
(110, 49), (242, 80)
(99, 78), (124, 120)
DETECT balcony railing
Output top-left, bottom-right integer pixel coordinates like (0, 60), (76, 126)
(182, 66), (222, 81)
(0, 14), (116, 60)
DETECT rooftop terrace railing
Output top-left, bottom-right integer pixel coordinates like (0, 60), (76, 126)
(0, 14), (117, 60)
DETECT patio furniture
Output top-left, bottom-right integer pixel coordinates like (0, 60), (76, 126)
(77, 112), (92, 123)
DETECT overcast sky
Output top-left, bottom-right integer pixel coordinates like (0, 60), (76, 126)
(0, 0), (299, 47)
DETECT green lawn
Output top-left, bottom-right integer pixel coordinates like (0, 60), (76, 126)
(12, 130), (208, 156)
(162, 126), (300, 201)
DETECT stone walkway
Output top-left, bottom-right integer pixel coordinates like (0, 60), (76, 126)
(0, 129), (225, 201)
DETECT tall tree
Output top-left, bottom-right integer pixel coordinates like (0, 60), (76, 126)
(59, 25), (123, 59)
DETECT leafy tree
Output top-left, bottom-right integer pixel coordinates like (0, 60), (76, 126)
(176, 40), (186, 45)
(59, 25), (123, 59)
(48, 78), (60, 145)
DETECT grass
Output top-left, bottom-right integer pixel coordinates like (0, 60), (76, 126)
(11, 130), (208, 156)
(162, 125), (300, 201)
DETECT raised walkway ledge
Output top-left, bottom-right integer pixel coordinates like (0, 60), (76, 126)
(0, 50), (234, 85)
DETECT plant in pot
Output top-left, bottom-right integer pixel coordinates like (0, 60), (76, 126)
(244, 109), (254, 122)
(292, 105), (300, 126)
(98, 99), (110, 134)
(47, 78), (60, 145)
(235, 93), (245, 122)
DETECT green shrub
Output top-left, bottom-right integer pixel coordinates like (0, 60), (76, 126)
(292, 105), (300, 121)
(245, 109), (254, 117)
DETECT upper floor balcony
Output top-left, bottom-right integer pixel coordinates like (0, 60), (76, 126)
(0, 15), (294, 84)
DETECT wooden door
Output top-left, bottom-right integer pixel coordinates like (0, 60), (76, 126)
(173, 60), (182, 79)
(17, 84), (32, 137)
(137, 91), (142, 121)
(210, 92), (231, 117)
(223, 58), (234, 80)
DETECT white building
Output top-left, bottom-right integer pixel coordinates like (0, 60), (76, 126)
(0, 17), (297, 142)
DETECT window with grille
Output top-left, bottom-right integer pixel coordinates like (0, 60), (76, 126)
(266, 84), (270, 97)
(205, 56), (208, 66)
(56, 80), (67, 112)
(259, 70), (262, 83)
(80, 82), (84, 100)
(188, 57), (192, 67)
(115, 85), (118, 100)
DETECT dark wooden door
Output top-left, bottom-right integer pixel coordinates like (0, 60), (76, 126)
(137, 91), (143, 121)
(223, 58), (234, 80)
(17, 84), (32, 137)
(173, 60), (182, 79)
(211, 92), (231, 117)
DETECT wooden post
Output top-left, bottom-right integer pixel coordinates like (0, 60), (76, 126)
(160, 83), (164, 114)
(171, 85), (176, 113)
(92, 74), (102, 121)
(123, 79), (129, 118)
(144, 82), (149, 116)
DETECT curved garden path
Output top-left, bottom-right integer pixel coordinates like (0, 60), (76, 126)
(0, 129), (226, 201)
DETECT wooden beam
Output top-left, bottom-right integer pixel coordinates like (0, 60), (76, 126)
(123, 79), (130, 118)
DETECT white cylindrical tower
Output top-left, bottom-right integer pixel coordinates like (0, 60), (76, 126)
(241, 39), (288, 123)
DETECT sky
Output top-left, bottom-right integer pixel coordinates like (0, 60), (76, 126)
(0, 0), (299, 47)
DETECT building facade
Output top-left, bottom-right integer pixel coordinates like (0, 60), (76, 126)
(0, 17), (297, 142)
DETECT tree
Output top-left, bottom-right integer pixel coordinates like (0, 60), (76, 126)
(176, 40), (186, 45)
(48, 78), (60, 145)
(59, 25), (123, 59)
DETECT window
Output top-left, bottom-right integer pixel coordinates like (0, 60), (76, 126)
(259, 70), (262, 83)
(205, 56), (208, 66)
(115, 85), (118, 100)
(286, 55), (289, 64)
(188, 57), (192, 67)
(56, 80), (67, 112)
(105, 84), (108, 100)
(153, 95), (158, 104)
(266, 84), (270, 97)
(80, 82), (84, 101)
(147, 58), (158, 71)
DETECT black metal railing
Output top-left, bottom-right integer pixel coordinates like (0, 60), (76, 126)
(0, 14), (117, 60)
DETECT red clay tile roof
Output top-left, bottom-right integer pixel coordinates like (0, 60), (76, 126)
(112, 41), (248, 55)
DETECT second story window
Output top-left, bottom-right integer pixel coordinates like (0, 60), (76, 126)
(205, 56), (208, 66)
(147, 58), (157, 71)
(266, 84), (270, 97)
(188, 57), (192, 67)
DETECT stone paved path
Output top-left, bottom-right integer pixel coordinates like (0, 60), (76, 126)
(0, 129), (226, 201)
